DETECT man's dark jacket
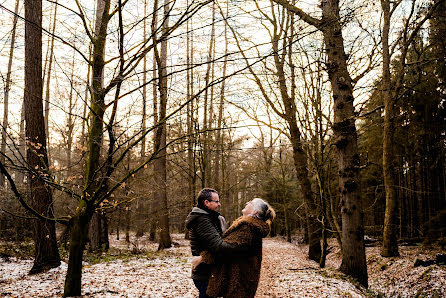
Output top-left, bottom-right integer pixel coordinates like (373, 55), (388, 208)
(186, 207), (235, 280)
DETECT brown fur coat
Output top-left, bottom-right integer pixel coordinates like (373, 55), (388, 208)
(201, 216), (270, 298)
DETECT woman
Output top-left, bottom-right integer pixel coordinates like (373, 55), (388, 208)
(194, 198), (276, 298)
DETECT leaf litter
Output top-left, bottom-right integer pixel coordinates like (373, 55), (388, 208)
(1, 234), (445, 297)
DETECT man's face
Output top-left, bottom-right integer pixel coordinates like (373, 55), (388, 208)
(204, 192), (220, 211)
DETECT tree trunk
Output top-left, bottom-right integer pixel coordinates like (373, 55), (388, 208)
(18, 102), (26, 185)
(0, 0), (19, 188)
(201, 1), (216, 187)
(149, 0), (159, 241)
(153, 0), (171, 250)
(320, 1), (367, 286)
(284, 204), (291, 243)
(214, 0), (229, 191)
(116, 206), (121, 240)
(64, 208), (91, 296)
(271, 20), (322, 262)
(125, 203), (130, 243)
(185, 0), (196, 239)
(44, 0), (58, 161)
(24, 0), (61, 275)
(87, 0), (108, 252)
(81, 48), (91, 146)
(89, 212), (108, 251)
(66, 44), (75, 181)
(380, 0), (399, 257)
(272, 0), (368, 285)
(136, 0), (149, 239)
(64, 0), (111, 295)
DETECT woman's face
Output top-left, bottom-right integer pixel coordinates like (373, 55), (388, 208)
(242, 201), (255, 216)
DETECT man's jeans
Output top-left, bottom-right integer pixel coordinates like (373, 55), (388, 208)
(193, 279), (211, 298)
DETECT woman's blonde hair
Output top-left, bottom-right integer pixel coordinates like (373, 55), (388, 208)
(251, 198), (276, 224)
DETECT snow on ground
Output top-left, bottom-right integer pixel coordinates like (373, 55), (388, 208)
(1, 234), (445, 297)
(257, 240), (364, 297)
(1, 234), (196, 297)
(365, 245), (446, 297)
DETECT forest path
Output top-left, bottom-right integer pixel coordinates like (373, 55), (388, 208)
(256, 239), (364, 297)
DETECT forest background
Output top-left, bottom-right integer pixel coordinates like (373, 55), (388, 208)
(0, 0), (445, 297)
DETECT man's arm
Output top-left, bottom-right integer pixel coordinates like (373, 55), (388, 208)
(199, 224), (255, 264)
(194, 216), (247, 255)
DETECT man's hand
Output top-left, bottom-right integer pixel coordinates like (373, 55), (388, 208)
(192, 255), (202, 269)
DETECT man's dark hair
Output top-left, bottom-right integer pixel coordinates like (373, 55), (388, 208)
(197, 188), (218, 209)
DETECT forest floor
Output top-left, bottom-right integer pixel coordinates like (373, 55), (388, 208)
(1, 233), (445, 297)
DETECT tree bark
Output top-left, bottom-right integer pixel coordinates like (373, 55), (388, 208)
(44, 0), (58, 153)
(320, 1), (368, 286)
(185, 0), (196, 238)
(272, 0), (369, 286)
(87, 0), (109, 252)
(321, 16), (367, 290)
(18, 102), (26, 184)
(380, 0), (399, 257)
(153, 0), (171, 250)
(66, 44), (75, 181)
(214, 0), (229, 191)
(64, 208), (92, 296)
(149, 0), (159, 242)
(24, 0), (61, 274)
(136, 0), (148, 238)
(201, 1), (216, 187)
(64, 0), (111, 295)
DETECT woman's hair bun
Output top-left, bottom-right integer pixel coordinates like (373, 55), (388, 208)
(252, 198), (276, 222)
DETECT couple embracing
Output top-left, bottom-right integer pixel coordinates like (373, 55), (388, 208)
(186, 188), (276, 298)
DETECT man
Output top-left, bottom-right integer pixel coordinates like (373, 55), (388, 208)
(185, 188), (239, 298)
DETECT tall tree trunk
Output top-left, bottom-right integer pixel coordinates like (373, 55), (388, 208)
(185, 0), (195, 239)
(379, 0), (441, 253)
(64, 0), (111, 295)
(141, 0), (147, 159)
(238, 7), (323, 261)
(18, 102), (26, 185)
(136, 0), (148, 239)
(0, 0), (19, 188)
(24, 0), (61, 274)
(214, 0), (229, 192)
(380, 0), (399, 257)
(149, 0), (159, 242)
(64, 209), (92, 296)
(88, 0), (109, 252)
(320, 1), (367, 286)
(81, 47), (91, 146)
(272, 0), (369, 286)
(66, 42), (76, 181)
(201, 1), (216, 187)
(44, 0), (58, 160)
(153, 0), (171, 250)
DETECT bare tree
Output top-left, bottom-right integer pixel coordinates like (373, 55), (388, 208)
(88, 0), (109, 253)
(273, 0), (368, 286)
(153, 0), (172, 250)
(224, 2), (322, 262)
(24, 0), (61, 274)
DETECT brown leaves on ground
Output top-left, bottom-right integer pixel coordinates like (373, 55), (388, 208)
(1, 235), (445, 297)
(256, 239), (364, 297)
